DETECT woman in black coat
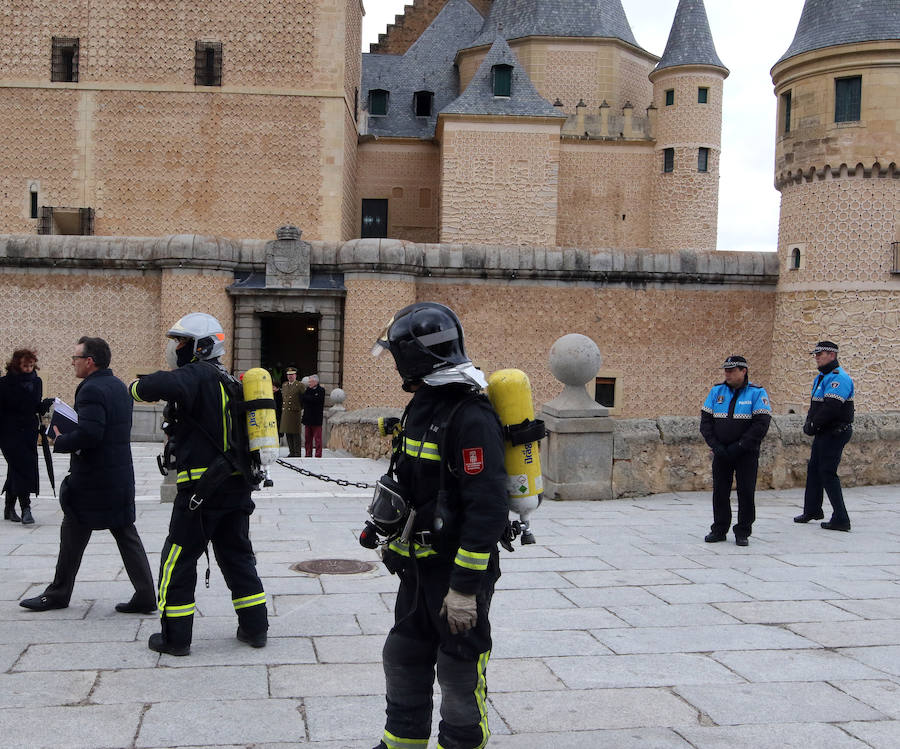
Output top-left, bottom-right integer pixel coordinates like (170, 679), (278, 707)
(0, 348), (43, 524)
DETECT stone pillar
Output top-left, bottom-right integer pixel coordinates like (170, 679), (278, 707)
(324, 387), (346, 445)
(540, 334), (613, 500)
(622, 101), (634, 138)
(598, 100), (610, 137)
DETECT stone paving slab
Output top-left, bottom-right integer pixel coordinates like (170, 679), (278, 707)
(1, 446), (898, 747)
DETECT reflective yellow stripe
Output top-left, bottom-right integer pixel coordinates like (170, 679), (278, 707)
(219, 382), (228, 452)
(233, 592), (266, 610)
(388, 539), (437, 559)
(382, 731), (428, 748)
(158, 543), (182, 615)
(177, 467), (208, 483)
(163, 602), (195, 618)
(474, 650), (491, 748)
(401, 436), (440, 461)
(455, 548), (491, 571)
(129, 380), (144, 402)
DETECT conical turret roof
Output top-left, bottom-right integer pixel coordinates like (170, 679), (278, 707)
(777, 0), (900, 64)
(655, 0), (726, 73)
(466, 0), (641, 49)
(441, 36), (566, 119)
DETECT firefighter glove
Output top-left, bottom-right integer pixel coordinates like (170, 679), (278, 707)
(440, 588), (478, 634)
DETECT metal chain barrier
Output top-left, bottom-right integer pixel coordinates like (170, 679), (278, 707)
(275, 458), (375, 489)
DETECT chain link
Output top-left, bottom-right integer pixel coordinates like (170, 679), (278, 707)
(275, 458), (375, 489)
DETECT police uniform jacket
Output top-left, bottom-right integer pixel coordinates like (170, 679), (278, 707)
(280, 379), (304, 433)
(700, 380), (772, 453)
(131, 360), (250, 503)
(387, 384), (509, 596)
(53, 369), (136, 529)
(805, 359), (854, 435)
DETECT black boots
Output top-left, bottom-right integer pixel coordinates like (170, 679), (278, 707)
(19, 495), (34, 525)
(4, 493), (21, 522)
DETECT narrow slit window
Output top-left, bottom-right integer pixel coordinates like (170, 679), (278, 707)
(51, 37), (79, 82)
(492, 65), (512, 97)
(194, 41), (223, 86)
(698, 147), (709, 173)
(29, 187), (39, 219)
(663, 148), (674, 173)
(781, 91), (792, 133)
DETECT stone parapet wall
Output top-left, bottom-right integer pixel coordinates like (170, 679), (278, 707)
(329, 409), (900, 497)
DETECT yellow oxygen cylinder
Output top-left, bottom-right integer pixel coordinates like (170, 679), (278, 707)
(242, 368), (279, 468)
(487, 368), (543, 544)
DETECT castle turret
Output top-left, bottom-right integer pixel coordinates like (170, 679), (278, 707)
(649, 0), (728, 252)
(769, 0), (900, 412)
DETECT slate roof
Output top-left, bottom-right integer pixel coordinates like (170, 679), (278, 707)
(466, 0), (641, 49)
(777, 0), (900, 63)
(361, 0), (484, 138)
(440, 36), (566, 119)
(655, 0), (726, 73)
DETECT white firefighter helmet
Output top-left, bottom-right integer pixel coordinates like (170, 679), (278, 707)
(167, 312), (226, 361)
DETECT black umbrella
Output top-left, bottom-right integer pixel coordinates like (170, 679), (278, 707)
(40, 428), (55, 498)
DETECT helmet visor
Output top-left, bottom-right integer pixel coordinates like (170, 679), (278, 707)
(371, 313), (396, 357)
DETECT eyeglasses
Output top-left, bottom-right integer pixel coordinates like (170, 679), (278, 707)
(71, 355), (91, 361)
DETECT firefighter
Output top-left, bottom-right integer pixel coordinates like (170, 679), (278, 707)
(130, 313), (267, 656)
(369, 302), (509, 749)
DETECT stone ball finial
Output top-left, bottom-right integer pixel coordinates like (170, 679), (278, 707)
(329, 387), (346, 406)
(276, 225), (301, 241)
(549, 334), (602, 387)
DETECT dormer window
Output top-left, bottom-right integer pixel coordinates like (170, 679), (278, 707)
(414, 90), (433, 117)
(369, 89), (389, 116)
(492, 65), (512, 97)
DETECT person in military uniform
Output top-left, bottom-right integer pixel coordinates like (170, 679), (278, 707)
(369, 302), (509, 749)
(280, 367), (304, 457)
(700, 355), (772, 546)
(130, 313), (268, 656)
(795, 340), (855, 531)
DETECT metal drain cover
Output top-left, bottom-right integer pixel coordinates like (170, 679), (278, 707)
(291, 558), (377, 575)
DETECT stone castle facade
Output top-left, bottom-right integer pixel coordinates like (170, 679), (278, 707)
(0, 0), (897, 422)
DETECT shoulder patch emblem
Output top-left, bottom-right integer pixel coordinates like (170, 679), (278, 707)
(762, 397), (769, 405)
(716, 395), (724, 404)
(831, 381), (840, 388)
(462, 447), (484, 475)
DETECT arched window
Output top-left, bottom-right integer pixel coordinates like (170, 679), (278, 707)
(491, 65), (512, 97)
(369, 89), (389, 116)
(790, 247), (802, 270)
(413, 90), (433, 117)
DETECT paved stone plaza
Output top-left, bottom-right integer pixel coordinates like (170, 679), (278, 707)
(1, 444), (898, 748)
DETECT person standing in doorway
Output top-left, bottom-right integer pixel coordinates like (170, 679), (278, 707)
(280, 367), (304, 457)
(301, 374), (326, 457)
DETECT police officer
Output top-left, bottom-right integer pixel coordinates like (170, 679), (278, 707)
(369, 302), (509, 749)
(795, 340), (854, 531)
(130, 313), (268, 655)
(700, 356), (771, 546)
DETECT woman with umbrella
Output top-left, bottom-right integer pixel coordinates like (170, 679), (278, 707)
(0, 347), (44, 524)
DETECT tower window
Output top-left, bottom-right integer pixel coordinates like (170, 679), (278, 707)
(368, 89), (389, 116)
(663, 148), (674, 173)
(834, 76), (861, 123)
(51, 37), (79, 82)
(194, 41), (223, 86)
(413, 90), (433, 117)
(29, 185), (39, 219)
(790, 247), (802, 270)
(665, 89), (674, 106)
(492, 65), (512, 97)
(698, 87), (708, 104)
(698, 147), (709, 172)
(781, 91), (792, 133)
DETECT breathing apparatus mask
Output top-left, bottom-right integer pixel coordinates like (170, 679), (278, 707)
(359, 474), (416, 549)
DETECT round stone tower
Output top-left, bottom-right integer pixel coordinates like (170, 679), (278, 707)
(649, 0), (728, 252)
(768, 0), (900, 412)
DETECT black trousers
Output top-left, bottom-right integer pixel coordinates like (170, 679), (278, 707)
(156, 488), (267, 647)
(710, 450), (759, 538)
(44, 514), (155, 606)
(381, 556), (499, 749)
(804, 428), (852, 525)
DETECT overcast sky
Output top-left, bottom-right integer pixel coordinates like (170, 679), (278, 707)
(362, 0), (809, 253)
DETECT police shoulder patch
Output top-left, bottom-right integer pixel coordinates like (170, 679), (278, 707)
(462, 447), (484, 475)
(831, 381), (840, 388)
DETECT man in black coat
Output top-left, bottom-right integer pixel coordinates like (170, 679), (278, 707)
(300, 373), (326, 457)
(19, 337), (155, 613)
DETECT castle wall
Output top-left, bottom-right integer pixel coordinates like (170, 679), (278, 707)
(357, 141), (441, 243)
(769, 174), (900, 412)
(556, 142), (654, 248)
(439, 120), (561, 246)
(0, 0), (360, 241)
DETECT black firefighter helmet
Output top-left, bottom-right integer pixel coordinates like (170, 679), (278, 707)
(373, 302), (469, 391)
